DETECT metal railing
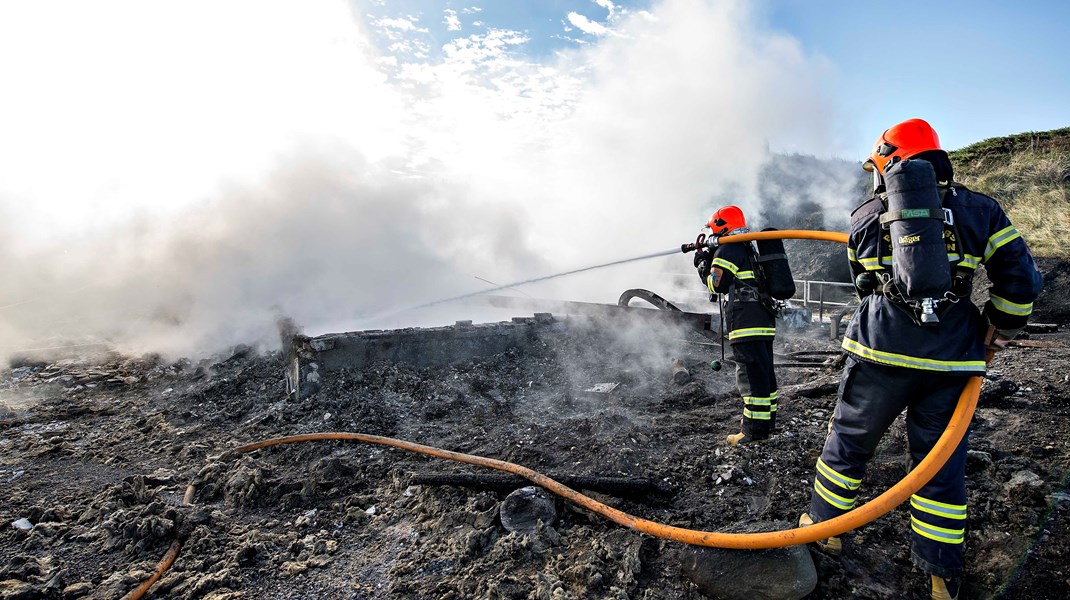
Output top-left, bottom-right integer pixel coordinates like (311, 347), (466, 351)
(791, 279), (856, 322)
(659, 273), (856, 317)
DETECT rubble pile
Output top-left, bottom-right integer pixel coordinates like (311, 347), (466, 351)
(1, 314), (1069, 599)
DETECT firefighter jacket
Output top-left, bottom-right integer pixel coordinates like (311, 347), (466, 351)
(844, 184), (1043, 373)
(708, 241), (776, 344)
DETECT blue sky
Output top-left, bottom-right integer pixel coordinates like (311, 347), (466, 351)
(765, 0), (1070, 151)
(361, 0), (1070, 154)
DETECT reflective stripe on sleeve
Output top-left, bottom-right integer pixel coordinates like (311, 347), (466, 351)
(990, 293), (1033, 317)
(712, 257), (740, 275)
(856, 255), (892, 271)
(984, 226), (1021, 261)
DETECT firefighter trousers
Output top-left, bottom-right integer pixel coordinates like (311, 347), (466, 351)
(730, 338), (778, 438)
(808, 358), (970, 578)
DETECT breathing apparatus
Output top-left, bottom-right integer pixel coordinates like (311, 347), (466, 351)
(855, 119), (971, 326)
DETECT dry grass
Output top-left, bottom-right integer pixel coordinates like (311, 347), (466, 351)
(1004, 189), (1070, 257)
(955, 152), (1070, 257)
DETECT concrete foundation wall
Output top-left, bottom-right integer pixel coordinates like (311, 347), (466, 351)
(287, 313), (562, 398)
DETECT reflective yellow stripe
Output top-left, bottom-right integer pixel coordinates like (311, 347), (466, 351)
(847, 247), (857, 261)
(856, 255), (891, 271)
(984, 225), (1021, 261)
(736, 270), (756, 280)
(911, 516), (965, 544)
(959, 254), (981, 269)
(712, 257), (740, 275)
(817, 458), (861, 491)
(842, 338), (986, 372)
(990, 293), (1033, 317)
(743, 391), (780, 413)
(707, 275), (717, 293)
(743, 408), (772, 420)
(814, 480), (855, 511)
(728, 327), (776, 340)
(858, 256), (880, 268)
(911, 495), (966, 520)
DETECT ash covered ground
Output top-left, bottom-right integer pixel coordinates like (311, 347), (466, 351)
(2, 272), (1070, 600)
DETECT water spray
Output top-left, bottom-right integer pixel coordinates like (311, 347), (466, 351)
(364, 247), (683, 323)
(364, 229), (849, 325)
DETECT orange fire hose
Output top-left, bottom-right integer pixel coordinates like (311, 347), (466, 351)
(126, 227), (983, 597)
(718, 229), (850, 245)
(233, 376), (978, 549)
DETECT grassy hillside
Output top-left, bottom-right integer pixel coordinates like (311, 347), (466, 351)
(950, 127), (1070, 257)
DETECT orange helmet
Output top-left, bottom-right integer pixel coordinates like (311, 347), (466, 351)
(705, 205), (746, 237)
(862, 118), (945, 174)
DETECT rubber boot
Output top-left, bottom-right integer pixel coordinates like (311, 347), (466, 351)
(725, 432), (767, 446)
(798, 513), (842, 555)
(726, 432), (747, 446)
(931, 575), (960, 600)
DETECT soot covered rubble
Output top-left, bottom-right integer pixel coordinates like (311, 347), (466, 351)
(1, 308), (1069, 599)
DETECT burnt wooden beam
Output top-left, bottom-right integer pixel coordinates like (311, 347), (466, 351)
(410, 472), (675, 498)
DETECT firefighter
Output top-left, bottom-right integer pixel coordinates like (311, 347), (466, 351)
(798, 119), (1043, 600)
(693, 205), (778, 445)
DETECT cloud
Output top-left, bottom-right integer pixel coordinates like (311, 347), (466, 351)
(372, 16), (425, 33)
(567, 12), (611, 36)
(0, 0), (846, 361)
(444, 9), (462, 31)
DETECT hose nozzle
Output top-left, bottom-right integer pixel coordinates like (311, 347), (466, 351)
(681, 233), (712, 253)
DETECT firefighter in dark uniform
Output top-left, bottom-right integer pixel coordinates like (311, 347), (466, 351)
(694, 205), (778, 446)
(798, 119), (1043, 600)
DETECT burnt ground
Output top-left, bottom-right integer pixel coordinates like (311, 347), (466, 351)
(2, 272), (1070, 600)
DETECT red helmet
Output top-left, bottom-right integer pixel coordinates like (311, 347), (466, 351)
(862, 118), (945, 174)
(706, 205), (746, 237)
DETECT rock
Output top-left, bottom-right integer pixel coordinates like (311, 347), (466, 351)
(980, 378), (1019, 404)
(280, 561), (308, 576)
(0, 579), (35, 599)
(680, 521), (817, 600)
(966, 450), (993, 474)
(10, 518), (32, 531)
(500, 486), (557, 533)
(1004, 470), (1048, 504)
(61, 582), (92, 597)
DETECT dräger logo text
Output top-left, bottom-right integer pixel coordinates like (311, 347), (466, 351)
(897, 234), (921, 245)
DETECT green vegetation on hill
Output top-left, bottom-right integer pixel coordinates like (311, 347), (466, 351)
(950, 127), (1070, 257)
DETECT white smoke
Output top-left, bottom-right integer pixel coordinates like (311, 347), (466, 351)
(0, 0), (845, 361)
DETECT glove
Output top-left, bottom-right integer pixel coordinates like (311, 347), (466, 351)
(984, 324), (1022, 352)
(694, 249), (712, 284)
(693, 248), (711, 269)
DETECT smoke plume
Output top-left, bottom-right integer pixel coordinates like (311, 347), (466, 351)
(0, 0), (856, 361)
